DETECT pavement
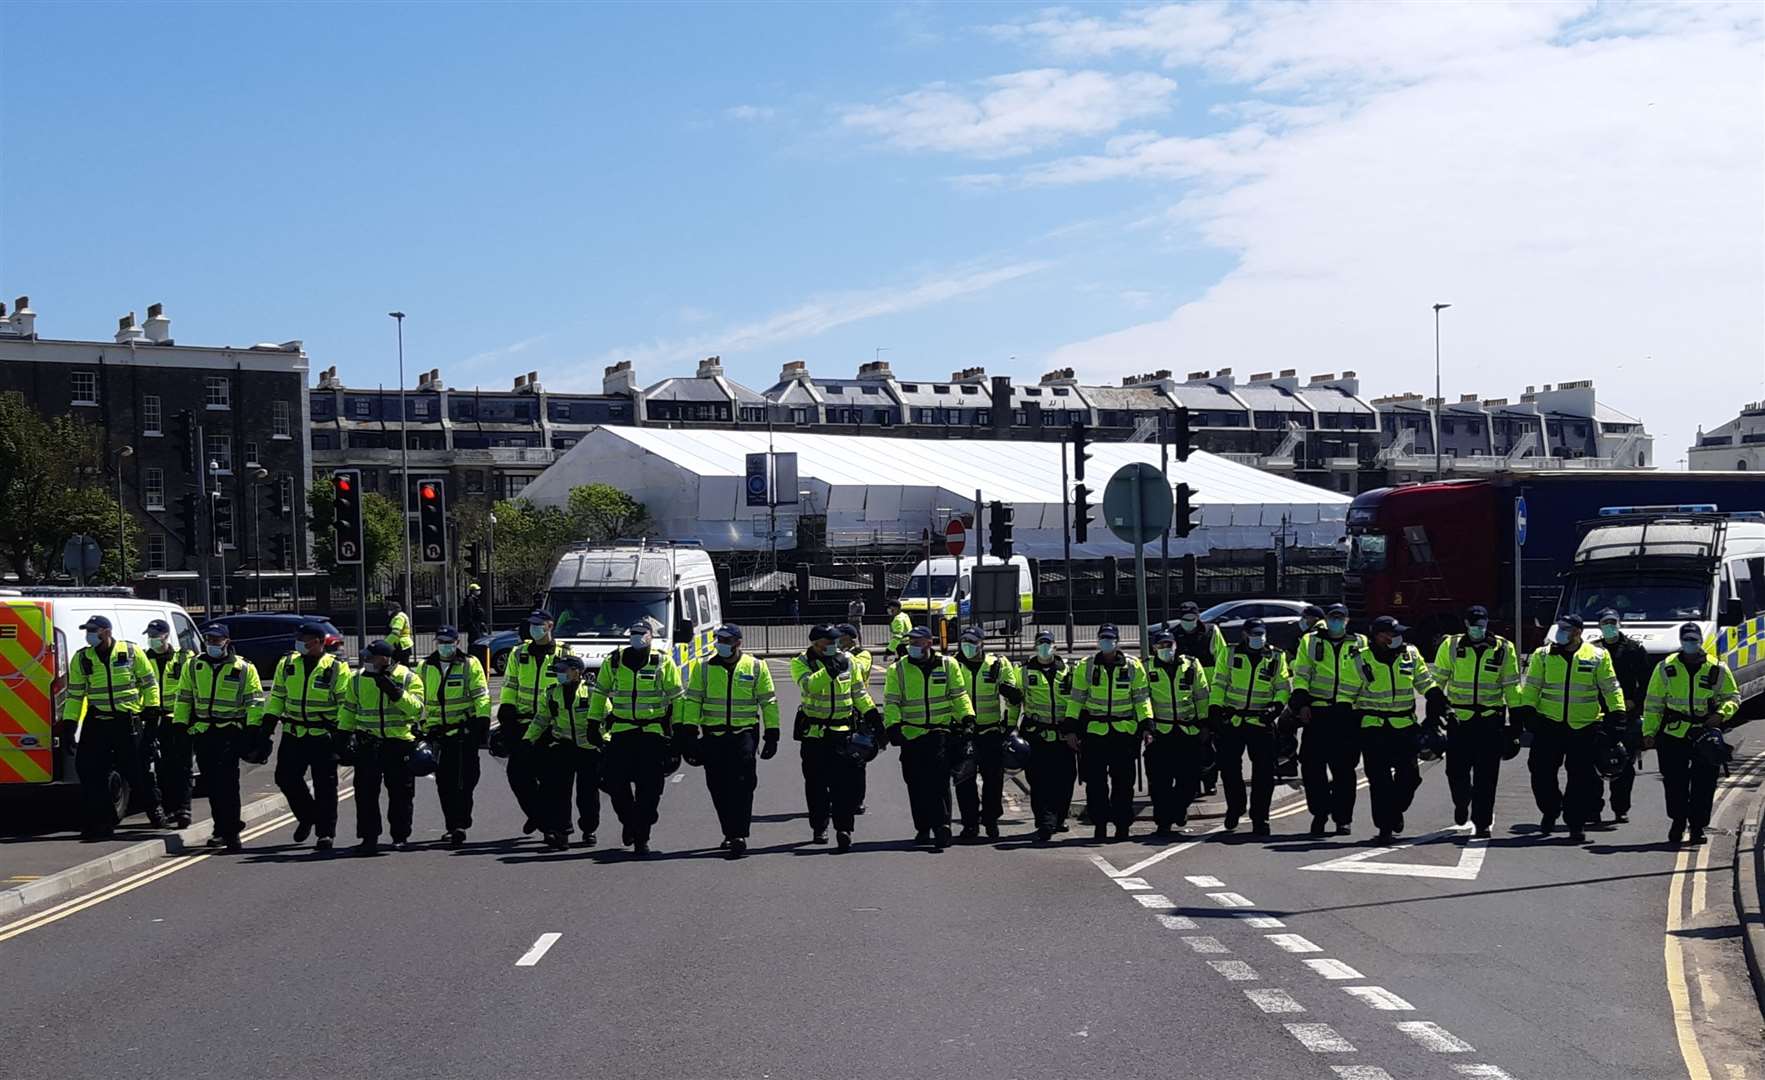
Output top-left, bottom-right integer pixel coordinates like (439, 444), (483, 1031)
(3, 666), (1763, 1080)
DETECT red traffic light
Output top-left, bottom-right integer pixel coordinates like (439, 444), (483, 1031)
(421, 484), (437, 501)
(337, 477), (351, 492)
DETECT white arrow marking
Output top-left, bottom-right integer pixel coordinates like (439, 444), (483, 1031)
(1299, 828), (1488, 880)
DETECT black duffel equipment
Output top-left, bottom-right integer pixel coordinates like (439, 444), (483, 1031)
(1002, 732), (1032, 773)
(1273, 730), (1300, 780)
(949, 735), (978, 784)
(1593, 728), (1630, 780)
(1502, 732), (1522, 760)
(487, 721), (513, 759)
(662, 749), (682, 776)
(1692, 725), (1732, 770)
(1415, 725), (1449, 762)
(333, 730), (356, 766)
(407, 738), (439, 777)
(239, 728), (273, 765)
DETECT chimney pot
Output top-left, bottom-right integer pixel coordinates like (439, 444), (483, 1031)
(1309, 373), (1334, 383)
(1279, 368), (1296, 378)
(1341, 369), (1356, 379)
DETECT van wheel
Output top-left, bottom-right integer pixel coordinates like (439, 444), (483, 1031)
(109, 771), (132, 823)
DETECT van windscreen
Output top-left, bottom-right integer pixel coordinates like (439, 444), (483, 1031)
(901, 575), (957, 599)
(551, 590), (669, 638)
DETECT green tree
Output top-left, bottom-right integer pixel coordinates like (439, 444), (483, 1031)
(566, 483), (652, 542)
(474, 484), (653, 602)
(0, 392), (139, 583)
(308, 480), (405, 582)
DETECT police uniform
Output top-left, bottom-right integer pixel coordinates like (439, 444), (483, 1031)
(417, 627), (492, 843)
(1430, 606), (1521, 836)
(386, 604), (414, 668)
(953, 628), (1022, 840)
(1065, 625), (1152, 840)
(886, 607), (913, 657)
(525, 657), (603, 849)
(173, 625), (265, 850)
(883, 628), (973, 849)
(1643, 625), (1740, 844)
(1518, 616), (1625, 840)
(590, 622), (684, 854)
(142, 619), (196, 827)
(61, 616), (160, 838)
(681, 626), (780, 853)
(1591, 611), (1654, 823)
(261, 623), (354, 846)
(793, 626), (879, 848)
(1172, 602), (1229, 794)
(1017, 633), (1077, 840)
(1340, 617), (1443, 842)
(1145, 632), (1211, 833)
(496, 611), (574, 833)
(339, 641), (425, 850)
(1290, 604), (1367, 835)
(836, 623), (875, 816)
(1208, 624), (1291, 834)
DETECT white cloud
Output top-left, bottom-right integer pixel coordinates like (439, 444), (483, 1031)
(840, 68), (1177, 157)
(725, 104), (777, 122)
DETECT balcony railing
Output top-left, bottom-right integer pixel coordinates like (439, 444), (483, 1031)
(312, 446), (556, 466)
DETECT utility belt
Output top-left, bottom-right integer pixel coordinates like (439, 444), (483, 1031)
(1362, 708), (1413, 720)
(1451, 706), (1506, 720)
(84, 709), (135, 723)
(697, 722), (762, 736)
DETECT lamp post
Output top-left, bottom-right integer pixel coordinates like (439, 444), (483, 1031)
(114, 445), (133, 583)
(1432, 302), (1452, 477)
(249, 466), (270, 609)
(389, 310), (413, 619)
(209, 458), (228, 615)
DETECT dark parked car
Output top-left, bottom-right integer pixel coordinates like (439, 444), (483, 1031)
(210, 614), (343, 677)
(1155, 600), (1313, 655)
(472, 629), (522, 674)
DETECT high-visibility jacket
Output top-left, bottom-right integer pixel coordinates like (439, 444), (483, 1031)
(62, 640), (159, 721)
(264, 651), (352, 737)
(1065, 654), (1153, 736)
(1341, 645), (1436, 729)
(1519, 643), (1623, 730)
(525, 679), (602, 749)
(681, 654), (780, 732)
(848, 647), (875, 686)
(1431, 634), (1522, 712)
(498, 641), (575, 719)
(145, 647), (194, 715)
(883, 655), (973, 739)
(1291, 631), (1367, 707)
(1017, 659), (1073, 741)
(887, 612), (913, 654)
(1148, 656), (1210, 736)
(958, 653), (1019, 730)
(1174, 622), (1229, 669)
(338, 663), (424, 741)
(386, 611), (413, 650)
(793, 653), (876, 739)
(417, 653), (491, 735)
(590, 648), (682, 736)
(1642, 655), (1740, 739)
(1209, 646), (1290, 726)
(172, 653), (264, 733)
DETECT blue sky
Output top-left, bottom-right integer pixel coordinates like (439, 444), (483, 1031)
(4, 2), (1761, 461)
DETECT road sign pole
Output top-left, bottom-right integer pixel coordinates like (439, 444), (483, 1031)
(1132, 478), (1150, 660)
(357, 563), (369, 657)
(1513, 496), (1526, 646)
(1061, 435), (1074, 651)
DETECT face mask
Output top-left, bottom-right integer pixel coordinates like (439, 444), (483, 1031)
(1467, 625), (1487, 641)
(961, 643), (980, 659)
(1180, 618), (1198, 632)
(1247, 634), (1267, 650)
(1156, 647), (1175, 662)
(1035, 643), (1054, 660)
(85, 631), (102, 648)
(907, 645), (927, 660)
(557, 670), (578, 684)
(629, 634), (648, 650)
(1552, 628), (1572, 646)
(715, 642), (734, 658)
(147, 634), (167, 651)
(1600, 624), (1619, 642)
(1326, 618), (1347, 635)
(1389, 635), (1404, 650)
(529, 625), (550, 642)
(437, 643), (456, 659)
(1098, 639), (1118, 655)
(205, 643), (226, 658)
(1681, 638), (1702, 656)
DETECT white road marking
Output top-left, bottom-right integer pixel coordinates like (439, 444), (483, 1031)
(1267, 933), (1322, 953)
(1452, 1067), (1519, 1079)
(1186, 875), (1225, 887)
(515, 932), (561, 967)
(1344, 986), (1415, 1011)
(1207, 891), (1254, 908)
(1304, 959), (1366, 980)
(1333, 1068), (1397, 1080)
(1115, 877), (1151, 890)
(1397, 1021), (1475, 1052)
(669, 773), (684, 784)
(1245, 988), (1306, 1013)
(1300, 828), (1488, 880)
(1157, 914), (1199, 931)
(1181, 936), (1231, 954)
(1116, 837), (1208, 878)
(1133, 893), (1175, 909)
(1089, 853), (1125, 876)
(1209, 960), (1260, 981)
(1236, 914), (1286, 928)
(1286, 1023), (1356, 1052)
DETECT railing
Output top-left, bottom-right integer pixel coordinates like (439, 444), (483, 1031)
(311, 446), (556, 466)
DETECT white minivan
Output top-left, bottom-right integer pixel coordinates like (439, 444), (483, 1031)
(898, 554), (1034, 632)
(543, 541), (723, 671)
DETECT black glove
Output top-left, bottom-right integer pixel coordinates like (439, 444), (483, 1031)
(497, 703), (518, 726)
(470, 716), (491, 746)
(761, 731), (779, 760)
(373, 670), (403, 700)
(488, 724), (513, 759)
(792, 710), (807, 742)
(258, 713), (282, 737)
(332, 730), (356, 766)
(998, 682), (1024, 706)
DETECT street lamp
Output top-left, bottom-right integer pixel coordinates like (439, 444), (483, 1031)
(1433, 302), (1452, 477)
(389, 310), (413, 619)
(114, 445), (133, 583)
(249, 466), (270, 610)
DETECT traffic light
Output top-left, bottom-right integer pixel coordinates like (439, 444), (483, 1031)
(418, 478), (447, 565)
(1074, 484), (1094, 544)
(1175, 482), (1200, 538)
(211, 495), (233, 556)
(1173, 406), (1193, 462)
(464, 542), (482, 577)
(332, 470), (364, 565)
(1071, 421), (1092, 482)
(987, 500), (1015, 559)
(271, 533), (289, 570)
(175, 410), (197, 474)
(176, 493), (197, 555)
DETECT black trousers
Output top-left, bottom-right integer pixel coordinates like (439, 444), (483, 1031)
(702, 729), (759, 840)
(604, 731), (667, 844)
(899, 732), (953, 834)
(1529, 722), (1602, 828)
(75, 716), (141, 832)
(1360, 724), (1421, 834)
(539, 741), (602, 837)
(1301, 704), (1361, 827)
(1595, 721), (1638, 817)
(1445, 712), (1506, 829)
(1025, 737), (1077, 832)
(954, 730), (1007, 828)
(435, 731), (482, 833)
(193, 728), (244, 842)
(158, 721), (194, 819)
(1217, 722), (1276, 827)
(1657, 731), (1720, 830)
(275, 732), (339, 838)
(1082, 730), (1141, 830)
(1145, 729), (1204, 828)
(802, 736), (864, 834)
(353, 736), (416, 842)
(505, 726), (545, 826)
(135, 711), (164, 817)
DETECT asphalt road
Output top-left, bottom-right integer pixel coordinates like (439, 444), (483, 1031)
(3, 662), (1761, 1080)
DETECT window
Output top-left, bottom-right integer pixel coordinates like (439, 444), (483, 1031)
(1014, 409), (1027, 426)
(791, 408), (809, 425)
(144, 468), (166, 510)
(465, 471), (485, 494)
(206, 434), (232, 473)
(976, 410), (991, 426)
(71, 371), (98, 405)
(273, 400), (292, 437)
(696, 585), (714, 625)
(1053, 387), (1070, 397)
(960, 385), (978, 395)
(143, 395), (163, 435)
(504, 475), (529, 499)
(352, 398), (371, 418)
(205, 376), (230, 409)
(147, 532), (166, 572)
(245, 441), (260, 466)
(862, 385), (879, 396)
(827, 386), (844, 395)
(679, 587), (699, 626)
(934, 385), (950, 395)
(916, 408), (934, 424)
(278, 475), (295, 514)
(411, 398), (431, 419)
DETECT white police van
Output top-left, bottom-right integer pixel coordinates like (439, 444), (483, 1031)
(542, 541), (722, 671)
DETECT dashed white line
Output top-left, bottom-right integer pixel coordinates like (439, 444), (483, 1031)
(1133, 893), (1175, 909)
(1207, 891), (1255, 908)
(1397, 1021), (1475, 1053)
(1187, 875), (1226, 887)
(1266, 933), (1322, 953)
(1245, 988), (1306, 1013)
(1181, 935), (1231, 954)
(1344, 986), (1415, 1011)
(1116, 838), (1207, 877)
(1452, 1067), (1518, 1079)
(1208, 960), (1260, 981)
(1304, 958), (1366, 980)
(1286, 1023), (1356, 1053)
(1115, 876), (1151, 890)
(1332, 1068), (1396, 1080)
(515, 932), (561, 967)
(1157, 913), (1199, 931)
(1236, 913), (1286, 929)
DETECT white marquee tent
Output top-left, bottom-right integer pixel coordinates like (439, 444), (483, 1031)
(520, 427), (1351, 557)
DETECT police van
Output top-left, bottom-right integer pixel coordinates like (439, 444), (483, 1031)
(542, 541), (722, 671)
(898, 554), (1034, 633)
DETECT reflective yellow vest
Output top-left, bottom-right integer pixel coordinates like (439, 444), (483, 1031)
(1017, 659), (1072, 742)
(1148, 656), (1210, 736)
(849, 647), (875, 686)
(338, 663), (424, 741)
(1065, 654), (1153, 736)
(883, 655), (973, 739)
(590, 649), (683, 735)
(1341, 645), (1435, 729)
(146, 647), (194, 714)
(1209, 646), (1291, 724)
(1431, 635), (1521, 712)
(887, 612), (913, 654)
(172, 654), (265, 733)
(265, 651), (352, 736)
(498, 641), (576, 719)
(1520, 643), (1623, 730)
(417, 654), (491, 734)
(958, 653), (1019, 730)
(1642, 655), (1740, 739)
(526, 679), (601, 749)
(681, 654), (780, 732)
(1291, 631), (1367, 706)
(793, 653), (876, 738)
(62, 641), (158, 721)
(386, 611), (413, 649)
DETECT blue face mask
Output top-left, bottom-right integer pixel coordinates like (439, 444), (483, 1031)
(961, 642), (980, 659)
(629, 634), (649, 650)
(1098, 639), (1118, 655)
(1681, 638), (1702, 656)
(1179, 618), (1198, 632)
(1247, 634), (1267, 650)
(437, 643), (456, 659)
(1035, 643), (1054, 660)
(529, 624), (550, 642)
(1326, 617), (1347, 635)
(85, 631), (102, 648)
(715, 642), (735, 658)
(206, 643), (227, 658)
(1601, 624), (1620, 642)
(907, 645), (927, 660)
(1553, 628), (1573, 646)
(1467, 624), (1487, 641)
(1389, 635), (1404, 650)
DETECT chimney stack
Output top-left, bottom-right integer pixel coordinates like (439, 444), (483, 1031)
(523, 370), (541, 393)
(856, 360), (893, 380)
(143, 302), (173, 345)
(697, 355), (723, 378)
(1039, 367), (1077, 385)
(513, 374), (529, 391)
(115, 312), (146, 344)
(603, 360), (638, 396)
(3, 296), (34, 338)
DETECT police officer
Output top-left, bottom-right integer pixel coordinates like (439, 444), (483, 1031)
(174, 623), (264, 852)
(886, 599), (912, 658)
(385, 598), (414, 668)
(460, 582), (487, 644)
(883, 626), (973, 850)
(1145, 628), (1211, 835)
(1066, 624), (1152, 842)
(260, 622), (353, 850)
(495, 610), (572, 835)
(590, 620), (683, 856)
(1591, 608), (1652, 825)
(1017, 630), (1076, 843)
(1341, 616), (1444, 844)
(953, 627), (1021, 840)
(417, 625), (491, 846)
(793, 624), (879, 852)
(1209, 618), (1290, 836)
(1290, 603), (1366, 838)
(142, 619), (195, 828)
(836, 622), (875, 815)
(524, 654), (602, 851)
(61, 616), (159, 840)
(1431, 605), (1521, 839)
(680, 624), (779, 857)
(1518, 613), (1624, 843)
(1643, 624), (1740, 845)
(1172, 601), (1229, 795)
(339, 640), (424, 852)
(1297, 604), (1325, 638)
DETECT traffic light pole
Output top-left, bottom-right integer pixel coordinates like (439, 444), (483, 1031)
(1061, 434), (1075, 651)
(1160, 420), (1172, 624)
(356, 564), (368, 658)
